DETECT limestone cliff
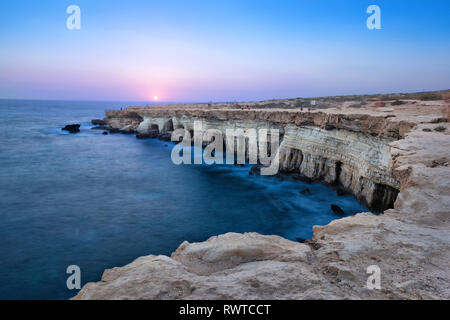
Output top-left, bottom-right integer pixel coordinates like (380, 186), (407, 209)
(74, 95), (450, 300)
(103, 106), (419, 211)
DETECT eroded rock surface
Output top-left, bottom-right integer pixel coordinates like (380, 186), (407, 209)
(75, 93), (450, 300)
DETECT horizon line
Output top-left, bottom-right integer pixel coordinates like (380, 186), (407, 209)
(0, 88), (448, 105)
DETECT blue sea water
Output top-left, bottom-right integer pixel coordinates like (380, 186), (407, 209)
(0, 99), (367, 299)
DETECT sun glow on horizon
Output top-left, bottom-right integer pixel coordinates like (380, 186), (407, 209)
(153, 96), (159, 101)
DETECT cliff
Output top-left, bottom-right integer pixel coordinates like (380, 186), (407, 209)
(74, 94), (450, 299)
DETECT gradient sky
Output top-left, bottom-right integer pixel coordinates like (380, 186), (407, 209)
(0, 0), (449, 102)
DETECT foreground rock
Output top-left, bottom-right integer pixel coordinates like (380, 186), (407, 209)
(62, 124), (80, 133)
(74, 91), (450, 300)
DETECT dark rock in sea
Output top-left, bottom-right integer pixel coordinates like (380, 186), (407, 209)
(62, 124), (80, 133)
(109, 128), (120, 133)
(249, 164), (263, 175)
(299, 188), (311, 195)
(296, 237), (306, 243)
(291, 174), (314, 184)
(102, 131), (108, 135)
(331, 204), (345, 216)
(136, 129), (159, 139)
(91, 119), (106, 126)
(136, 133), (150, 139)
(91, 126), (109, 130)
(335, 187), (348, 196)
(158, 131), (173, 141)
(120, 126), (136, 134)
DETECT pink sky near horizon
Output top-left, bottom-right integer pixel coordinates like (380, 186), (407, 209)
(1, 1), (449, 102)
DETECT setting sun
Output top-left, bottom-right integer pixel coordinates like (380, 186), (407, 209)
(153, 96), (159, 101)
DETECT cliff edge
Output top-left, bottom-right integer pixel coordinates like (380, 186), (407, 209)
(74, 93), (450, 299)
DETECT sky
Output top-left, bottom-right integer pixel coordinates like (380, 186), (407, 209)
(0, 0), (449, 102)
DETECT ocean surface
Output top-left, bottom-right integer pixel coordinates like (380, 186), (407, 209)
(0, 99), (368, 299)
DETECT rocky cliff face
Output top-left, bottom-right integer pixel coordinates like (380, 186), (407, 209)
(75, 99), (450, 300)
(104, 109), (408, 212)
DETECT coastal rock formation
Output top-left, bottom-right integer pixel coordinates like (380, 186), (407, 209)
(62, 124), (80, 133)
(76, 94), (450, 300)
(106, 111), (142, 134)
(91, 119), (106, 126)
(330, 205), (345, 216)
(105, 109), (410, 211)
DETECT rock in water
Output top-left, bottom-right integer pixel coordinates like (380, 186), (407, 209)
(102, 131), (108, 135)
(62, 124), (80, 133)
(91, 125), (109, 130)
(249, 165), (262, 175)
(119, 125), (135, 134)
(299, 188), (311, 195)
(91, 119), (106, 125)
(158, 131), (173, 141)
(136, 129), (159, 139)
(330, 204), (345, 215)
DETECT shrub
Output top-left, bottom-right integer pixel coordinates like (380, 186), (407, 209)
(420, 93), (442, 101)
(434, 126), (447, 132)
(391, 100), (405, 106)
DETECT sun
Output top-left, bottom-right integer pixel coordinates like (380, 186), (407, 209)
(153, 96), (159, 101)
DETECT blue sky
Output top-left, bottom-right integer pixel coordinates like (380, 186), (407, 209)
(0, 0), (449, 102)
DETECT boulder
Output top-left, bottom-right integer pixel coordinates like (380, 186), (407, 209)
(158, 131), (173, 141)
(249, 164), (262, 175)
(91, 126), (109, 130)
(330, 204), (345, 216)
(62, 124), (80, 133)
(299, 188), (311, 195)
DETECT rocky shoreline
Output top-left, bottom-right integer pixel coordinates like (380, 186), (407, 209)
(74, 91), (450, 299)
